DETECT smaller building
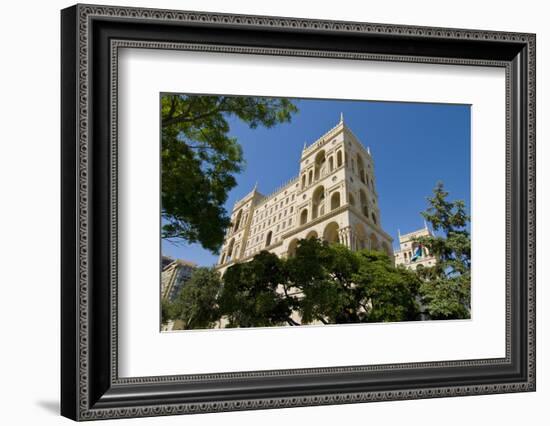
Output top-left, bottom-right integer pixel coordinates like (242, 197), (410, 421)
(161, 256), (197, 302)
(394, 226), (436, 270)
(161, 255), (175, 269)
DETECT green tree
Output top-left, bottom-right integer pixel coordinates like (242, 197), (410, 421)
(288, 239), (419, 325)
(161, 298), (177, 325)
(174, 240), (421, 330)
(219, 251), (293, 327)
(355, 251), (421, 323)
(171, 268), (223, 329)
(416, 182), (471, 319)
(161, 95), (298, 252)
(286, 239), (360, 325)
(215, 239), (420, 327)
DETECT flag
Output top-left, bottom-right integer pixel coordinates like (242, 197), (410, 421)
(411, 245), (423, 262)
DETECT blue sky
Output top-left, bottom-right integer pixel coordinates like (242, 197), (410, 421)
(162, 97), (470, 267)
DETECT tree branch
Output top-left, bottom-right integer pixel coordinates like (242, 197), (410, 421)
(162, 98), (228, 127)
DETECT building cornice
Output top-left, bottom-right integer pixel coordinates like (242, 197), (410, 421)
(253, 176), (300, 208)
(301, 123), (345, 160)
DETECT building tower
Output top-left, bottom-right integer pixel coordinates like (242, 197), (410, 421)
(393, 224), (437, 270)
(216, 115), (393, 274)
(161, 257), (197, 301)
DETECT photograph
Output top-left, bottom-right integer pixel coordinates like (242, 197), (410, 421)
(57, 3), (536, 420)
(159, 94), (471, 331)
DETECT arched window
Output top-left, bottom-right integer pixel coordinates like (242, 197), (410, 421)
(300, 209), (308, 225)
(308, 170), (313, 185)
(287, 239), (299, 258)
(306, 230), (318, 240)
(360, 190), (369, 217)
(301, 174), (306, 189)
(357, 154), (366, 184)
(355, 223), (367, 250)
(227, 239), (235, 261)
(371, 212), (377, 225)
(336, 150), (343, 167)
(233, 210), (243, 232)
(265, 231), (273, 247)
(312, 186), (325, 220)
(369, 234), (379, 251)
(349, 193), (356, 207)
(329, 156), (334, 172)
(330, 192), (341, 210)
(323, 222), (340, 244)
(314, 150), (326, 181)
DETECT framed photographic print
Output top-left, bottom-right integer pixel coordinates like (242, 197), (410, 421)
(61, 4), (536, 421)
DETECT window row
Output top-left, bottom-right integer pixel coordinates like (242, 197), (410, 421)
(250, 218), (294, 246)
(300, 149), (343, 189)
(298, 189), (342, 225)
(251, 207), (294, 235)
(253, 194), (296, 223)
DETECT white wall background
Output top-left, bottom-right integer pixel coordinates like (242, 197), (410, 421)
(0, 0), (546, 424)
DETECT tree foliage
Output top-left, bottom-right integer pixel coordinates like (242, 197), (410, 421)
(356, 251), (421, 323)
(167, 239), (421, 329)
(162, 182), (470, 329)
(170, 268), (223, 330)
(219, 251), (294, 327)
(161, 298), (177, 325)
(287, 240), (420, 325)
(415, 182), (471, 319)
(161, 95), (298, 252)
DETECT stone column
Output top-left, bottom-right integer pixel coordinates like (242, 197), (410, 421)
(339, 227), (352, 248)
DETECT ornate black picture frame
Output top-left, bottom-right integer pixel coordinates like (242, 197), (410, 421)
(61, 4), (536, 421)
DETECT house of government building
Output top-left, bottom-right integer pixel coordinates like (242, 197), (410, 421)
(216, 115), (396, 274)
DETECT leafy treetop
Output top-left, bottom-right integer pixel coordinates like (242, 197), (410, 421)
(415, 182), (471, 319)
(161, 95), (298, 252)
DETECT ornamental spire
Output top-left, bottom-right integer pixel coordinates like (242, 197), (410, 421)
(340, 112), (344, 123)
